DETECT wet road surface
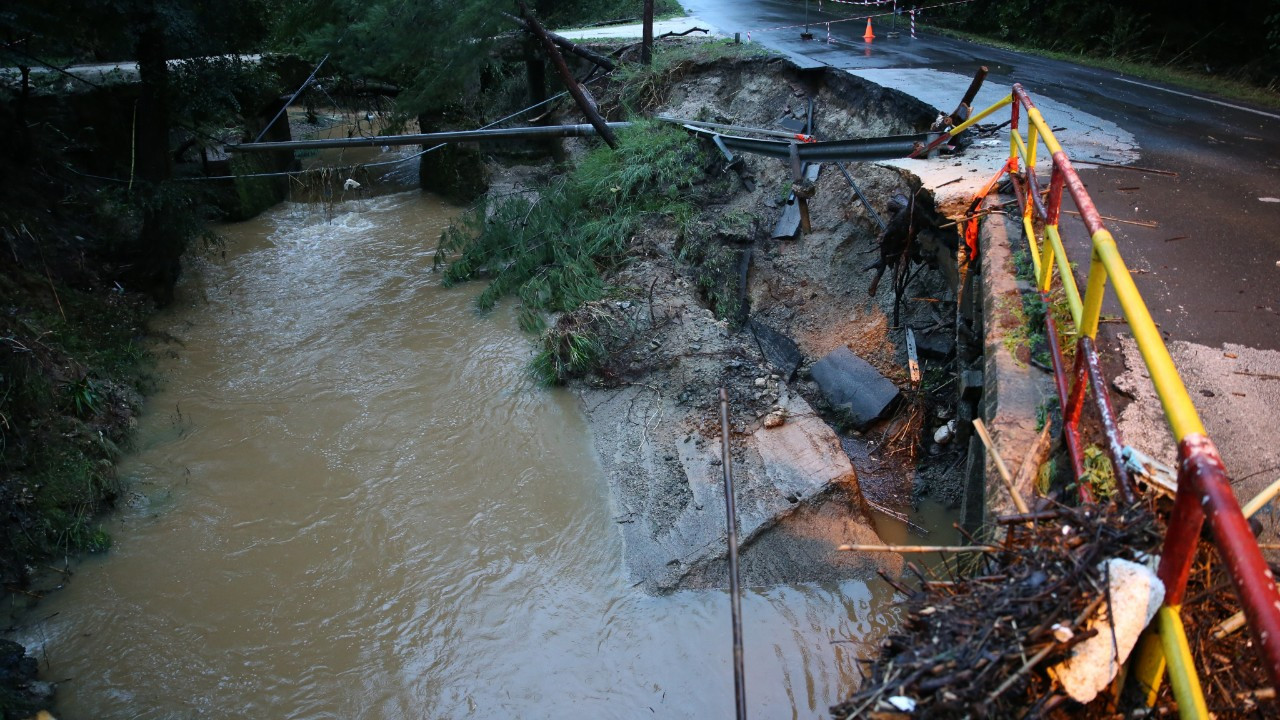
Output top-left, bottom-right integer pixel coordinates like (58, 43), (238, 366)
(682, 0), (1280, 351)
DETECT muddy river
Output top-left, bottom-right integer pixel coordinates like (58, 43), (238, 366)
(15, 158), (898, 718)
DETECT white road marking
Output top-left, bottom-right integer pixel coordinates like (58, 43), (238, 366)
(1114, 77), (1280, 121)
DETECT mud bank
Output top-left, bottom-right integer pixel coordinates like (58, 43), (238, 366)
(467, 51), (969, 592)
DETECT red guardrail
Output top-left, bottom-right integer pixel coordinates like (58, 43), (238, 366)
(950, 82), (1280, 706)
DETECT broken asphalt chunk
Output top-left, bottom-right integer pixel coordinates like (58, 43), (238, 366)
(748, 318), (802, 381)
(810, 346), (900, 430)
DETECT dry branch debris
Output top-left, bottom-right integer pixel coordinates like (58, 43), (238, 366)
(831, 502), (1166, 718)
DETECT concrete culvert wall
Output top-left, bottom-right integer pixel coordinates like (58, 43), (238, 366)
(501, 54), (969, 593)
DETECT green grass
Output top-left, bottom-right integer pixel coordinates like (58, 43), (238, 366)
(675, 211), (759, 326)
(436, 119), (714, 383)
(1076, 444), (1117, 501)
(1004, 246), (1076, 369)
(923, 25), (1280, 111)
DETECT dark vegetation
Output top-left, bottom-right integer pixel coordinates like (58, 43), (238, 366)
(1, 1), (279, 589)
(273, 0), (682, 116)
(932, 0), (1280, 95)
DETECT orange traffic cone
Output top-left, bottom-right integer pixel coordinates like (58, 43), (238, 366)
(863, 18), (875, 42)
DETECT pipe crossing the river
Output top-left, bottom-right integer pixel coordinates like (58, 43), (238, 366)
(228, 119), (940, 164)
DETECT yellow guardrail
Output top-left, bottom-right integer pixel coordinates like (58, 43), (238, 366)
(947, 83), (1280, 715)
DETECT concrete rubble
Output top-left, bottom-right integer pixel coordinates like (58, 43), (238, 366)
(584, 380), (897, 592)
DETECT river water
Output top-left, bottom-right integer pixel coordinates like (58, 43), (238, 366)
(15, 157), (897, 719)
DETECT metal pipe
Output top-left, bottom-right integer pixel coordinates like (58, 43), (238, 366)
(1170, 435), (1280, 687)
(229, 123), (632, 152)
(689, 128), (932, 162)
(718, 387), (747, 720)
(1062, 342), (1091, 500)
(657, 115), (807, 140)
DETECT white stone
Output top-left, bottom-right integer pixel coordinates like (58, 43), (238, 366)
(886, 696), (917, 712)
(933, 418), (957, 445)
(1048, 558), (1165, 704)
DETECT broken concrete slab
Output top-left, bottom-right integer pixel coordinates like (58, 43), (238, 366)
(748, 318), (802, 380)
(810, 345), (901, 430)
(677, 480), (901, 589)
(582, 380), (890, 592)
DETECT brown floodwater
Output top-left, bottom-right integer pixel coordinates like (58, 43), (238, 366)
(14, 150), (899, 719)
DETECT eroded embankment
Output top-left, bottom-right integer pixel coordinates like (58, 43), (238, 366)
(462, 53), (968, 593)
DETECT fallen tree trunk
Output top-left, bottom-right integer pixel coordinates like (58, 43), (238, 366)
(503, 12), (617, 72)
(516, 1), (618, 149)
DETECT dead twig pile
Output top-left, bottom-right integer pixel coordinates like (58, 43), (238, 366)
(1169, 540), (1279, 717)
(832, 502), (1164, 719)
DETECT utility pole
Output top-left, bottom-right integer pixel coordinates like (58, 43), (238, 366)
(642, 0), (654, 65)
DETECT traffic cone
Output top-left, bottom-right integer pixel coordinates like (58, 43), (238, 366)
(863, 18), (875, 42)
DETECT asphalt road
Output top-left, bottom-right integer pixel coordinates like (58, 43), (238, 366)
(668, 1), (1280, 490)
(682, 0), (1280, 352)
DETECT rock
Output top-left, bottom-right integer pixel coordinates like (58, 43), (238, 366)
(887, 696), (917, 712)
(810, 346), (901, 430)
(916, 329), (955, 361)
(754, 377), (768, 388)
(1048, 558), (1165, 704)
(961, 369), (984, 401)
(933, 419), (957, 445)
(0, 639), (46, 718)
(763, 411), (786, 428)
(748, 318), (803, 380)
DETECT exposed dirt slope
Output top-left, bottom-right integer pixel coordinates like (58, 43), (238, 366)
(501, 53), (966, 591)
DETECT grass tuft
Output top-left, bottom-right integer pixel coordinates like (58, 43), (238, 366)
(436, 119), (714, 381)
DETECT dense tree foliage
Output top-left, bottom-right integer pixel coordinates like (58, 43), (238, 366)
(931, 0), (1280, 87)
(271, 0), (679, 115)
(2, 0), (280, 301)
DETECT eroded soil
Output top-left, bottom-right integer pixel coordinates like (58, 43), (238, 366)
(485, 54), (969, 591)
